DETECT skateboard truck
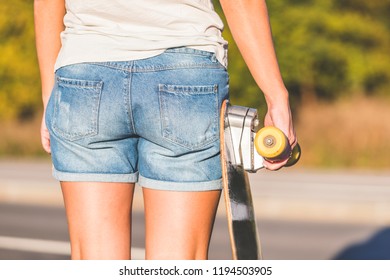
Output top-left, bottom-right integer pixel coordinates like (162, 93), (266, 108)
(224, 105), (264, 172)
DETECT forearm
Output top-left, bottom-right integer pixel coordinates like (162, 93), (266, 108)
(220, 0), (288, 107)
(34, 0), (65, 107)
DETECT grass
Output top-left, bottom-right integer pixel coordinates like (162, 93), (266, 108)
(296, 96), (390, 169)
(1, 96), (390, 170)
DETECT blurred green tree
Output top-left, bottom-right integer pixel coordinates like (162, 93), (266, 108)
(214, 0), (390, 110)
(0, 0), (41, 121)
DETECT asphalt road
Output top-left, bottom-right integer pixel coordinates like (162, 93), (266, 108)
(0, 203), (388, 260)
(1, 160), (390, 260)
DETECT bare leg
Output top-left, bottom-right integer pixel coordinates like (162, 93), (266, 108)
(61, 182), (135, 260)
(143, 188), (221, 260)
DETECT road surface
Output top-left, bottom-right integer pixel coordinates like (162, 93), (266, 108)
(1, 160), (390, 259)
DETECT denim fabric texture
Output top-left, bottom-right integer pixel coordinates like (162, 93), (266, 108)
(45, 48), (229, 191)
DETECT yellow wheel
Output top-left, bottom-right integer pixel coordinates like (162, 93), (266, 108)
(254, 126), (288, 160)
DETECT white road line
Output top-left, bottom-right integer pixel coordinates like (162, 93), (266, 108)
(0, 236), (70, 255)
(0, 236), (145, 259)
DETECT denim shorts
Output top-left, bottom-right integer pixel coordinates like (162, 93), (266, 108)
(45, 48), (229, 191)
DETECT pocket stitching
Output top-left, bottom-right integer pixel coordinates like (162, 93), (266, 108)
(52, 77), (103, 141)
(158, 84), (219, 150)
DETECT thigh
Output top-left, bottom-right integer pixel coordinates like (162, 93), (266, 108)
(143, 188), (221, 260)
(61, 181), (135, 259)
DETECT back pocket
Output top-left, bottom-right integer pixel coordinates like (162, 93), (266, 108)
(52, 76), (103, 141)
(159, 84), (219, 150)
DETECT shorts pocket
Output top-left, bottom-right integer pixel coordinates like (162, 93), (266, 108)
(159, 84), (219, 150)
(52, 76), (103, 141)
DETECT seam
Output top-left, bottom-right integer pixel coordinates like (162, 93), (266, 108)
(128, 62), (137, 134)
(91, 62), (224, 72)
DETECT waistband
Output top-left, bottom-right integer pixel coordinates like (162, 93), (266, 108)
(164, 47), (215, 57)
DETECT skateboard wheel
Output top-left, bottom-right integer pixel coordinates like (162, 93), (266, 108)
(254, 126), (288, 160)
(285, 143), (301, 167)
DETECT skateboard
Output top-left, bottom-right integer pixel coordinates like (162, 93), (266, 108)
(220, 100), (300, 260)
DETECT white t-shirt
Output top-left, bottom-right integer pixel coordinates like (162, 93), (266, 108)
(55, 0), (228, 70)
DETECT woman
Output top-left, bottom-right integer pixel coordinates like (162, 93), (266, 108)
(34, 0), (296, 260)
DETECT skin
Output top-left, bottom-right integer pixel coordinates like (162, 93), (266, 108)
(34, 0), (65, 154)
(34, 0), (296, 259)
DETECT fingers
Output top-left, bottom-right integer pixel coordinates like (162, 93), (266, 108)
(41, 115), (51, 154)
(264, 110), (296, 143)
(262, 138), (296, 171)
(41, 129), (51, 154)
(263, 158), (288, 171)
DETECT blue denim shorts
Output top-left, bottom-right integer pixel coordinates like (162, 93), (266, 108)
(45, 48), (229, 191)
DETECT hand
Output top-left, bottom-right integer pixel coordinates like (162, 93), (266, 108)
(41, 112), (51, 154)
(262, 103), (297, 171)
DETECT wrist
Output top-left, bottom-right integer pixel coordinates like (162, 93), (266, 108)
(264, 88), (290, 108)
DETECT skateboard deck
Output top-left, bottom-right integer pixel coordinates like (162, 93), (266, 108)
(220, 100), (262, 260)
(220, 100), (300, 260)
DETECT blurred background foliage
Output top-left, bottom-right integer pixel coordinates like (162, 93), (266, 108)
(215, 0), (390, 107)
(0, 0), (40, 121)
(0, 0), (390, 168)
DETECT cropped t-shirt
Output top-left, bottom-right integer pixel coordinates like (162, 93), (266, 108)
(54, 0), (228, 70)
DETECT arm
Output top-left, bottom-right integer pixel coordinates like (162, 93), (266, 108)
(34, 0), (65, 153)
(219, 0), (296, 170)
